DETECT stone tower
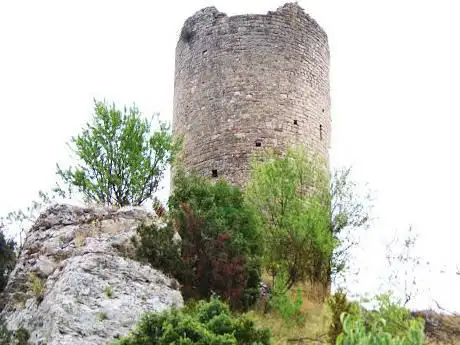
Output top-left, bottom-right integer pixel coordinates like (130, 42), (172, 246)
(172, 2), (331, 186)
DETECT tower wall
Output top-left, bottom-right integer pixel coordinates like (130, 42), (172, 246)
(173, 3), (331, 186)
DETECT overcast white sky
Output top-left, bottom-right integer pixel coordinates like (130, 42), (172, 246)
(1, 0), (460, 312)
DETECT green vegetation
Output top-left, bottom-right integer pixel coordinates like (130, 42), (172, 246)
(28, 272), (45, 302)
(0, 316), (30, 345)
(55, 99), (180, 206)
(246, 147), (332, 294)
(327, 289), (361, 345)
(112, 297), (271, 345)
(337, 294), (425, 345)
(96, 311), (109, 321)
(1, 95), (447, 345)
(245, 146), (370, 300)
(135, 170), (262, 309)
(0, 225), (16, 292)
(104, 285), (114, 299)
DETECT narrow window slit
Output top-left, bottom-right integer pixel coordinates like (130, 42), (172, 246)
(293, 120), (298, 125)
(212, 169), (218, 178)
(319, 124), (323, 140)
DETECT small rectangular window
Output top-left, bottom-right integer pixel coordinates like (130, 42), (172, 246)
(255, 141), (262, 147)
(293, 120), (298, 125)
(212, 169), (218, 178)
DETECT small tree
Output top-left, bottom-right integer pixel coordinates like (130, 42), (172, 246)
(245, 146), (333, 293)
(245, 146), (371, 297)
(56, 99), (180, 206)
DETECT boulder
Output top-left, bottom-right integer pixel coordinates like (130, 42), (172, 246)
(0, 203), (183, 345)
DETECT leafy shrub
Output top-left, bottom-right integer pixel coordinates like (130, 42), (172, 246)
(327, 289), (360, 345)
(335, 292), (425, 345)
(133, 222), (182, 277)
(56, 99), (181, 206)
(245, 147), (334, 293)
(112, 297), (271, 345)
(363, 292), (424, 338)
(137, 171), (263, 309)
(269, 270), (305, 327)
(245, 146), (371, 298)
(337, 312), (424, 345)
(0, 226), (16, 292)
(14, 327), (31, 345)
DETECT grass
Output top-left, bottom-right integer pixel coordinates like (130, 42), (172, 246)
(248, 304), (329, 345)
(28, 272), (46, 302)
(104, 285), (114, 299)
(96, 311), (108, 321)
(246, 280), (331, 345)
(74, 230), (86, 247)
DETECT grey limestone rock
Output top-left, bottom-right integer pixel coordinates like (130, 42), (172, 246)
(0, 203), (183, 345)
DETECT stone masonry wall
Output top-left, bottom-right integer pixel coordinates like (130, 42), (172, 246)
(173, 2), (331, 187)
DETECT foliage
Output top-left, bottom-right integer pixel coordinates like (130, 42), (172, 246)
(96, 311), (109, 321)
(337, 309), (424, 345)
(167, 171), (263, 309)
(363, 292), (424, 339)
(270, 281), (304, 327)
(56, 99), (181, 206)
(245, 146), (371, 294)
(112, 297), (272, 345)
(334, 292), (425, 345)
(28, 272), (45, 301)
(14, 328), (31, 345)
(0, 225), (16, 292)
(133, 222), (182, 277)
(245, 146), (333, 292)
(104, 285), (113, 299)
(0, 316), (30, 345)
(327, 289), (361, 345)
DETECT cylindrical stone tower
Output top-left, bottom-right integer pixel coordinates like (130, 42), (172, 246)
(173, 2), (331, 186)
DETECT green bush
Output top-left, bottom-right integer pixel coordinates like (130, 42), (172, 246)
(133, 222), (182, 277)
(112, 297), (272, 345)
(337, 312), (424, 345)
(245, 146), (371, 296)
(335, 293), (425, 345)
(137, 170), (263, 309)
(363, 292), (424, 338)
(245, 147), (334, 293)
(269, 270), (305, 327)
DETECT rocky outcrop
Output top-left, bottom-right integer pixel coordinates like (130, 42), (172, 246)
(0, 203), (183, 345)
